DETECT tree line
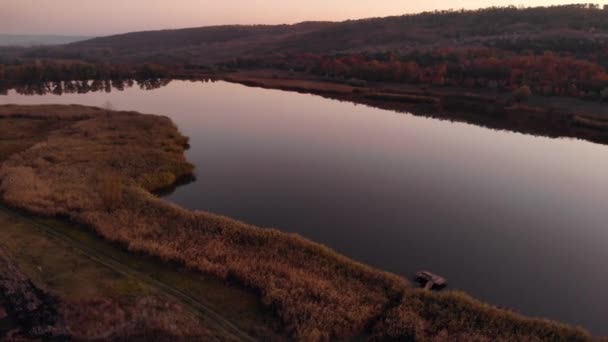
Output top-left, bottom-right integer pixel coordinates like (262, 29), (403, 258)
(0, 60), (171, 85)
(226, 48), (608, 101)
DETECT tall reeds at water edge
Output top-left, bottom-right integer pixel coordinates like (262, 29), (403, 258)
(0, 104), (593, 341)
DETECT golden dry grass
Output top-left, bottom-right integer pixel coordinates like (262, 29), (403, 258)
(0, 205), (278, 341)
(0, 104), (594, 341)
(62, 296), (230, 341)
(371, 290), (591, 341)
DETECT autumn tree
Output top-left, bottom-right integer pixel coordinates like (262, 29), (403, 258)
(513, 85), (532, 102)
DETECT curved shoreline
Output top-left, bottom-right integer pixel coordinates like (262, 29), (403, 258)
(0, 104), (595, 340)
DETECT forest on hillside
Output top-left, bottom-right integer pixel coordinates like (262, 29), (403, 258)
(1, 4), (608, 101)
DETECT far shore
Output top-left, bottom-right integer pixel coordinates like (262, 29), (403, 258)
(2, 64), (608, 146)
(210, 69), (608, 146)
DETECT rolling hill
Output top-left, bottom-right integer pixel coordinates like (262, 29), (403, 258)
(0, 34), (91, 47)
(21, 4), (606, 65)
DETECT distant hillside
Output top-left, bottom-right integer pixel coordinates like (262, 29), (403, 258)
(73, 22), (331, 50)
(0, 35), (91, 47)
(10, 4), (608, 66)
(278, 4), (608, 52)
(57, 22), (334, 64)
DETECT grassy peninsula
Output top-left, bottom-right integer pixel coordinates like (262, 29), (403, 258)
(0, 104), (595, 340)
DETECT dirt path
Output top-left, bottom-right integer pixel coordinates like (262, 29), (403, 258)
(0, 204), (263, 341)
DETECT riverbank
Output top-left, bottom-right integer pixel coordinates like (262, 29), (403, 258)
(3, 66), (608, 146)
(220, 70), (608, 146)
(0, 104), (595, 340)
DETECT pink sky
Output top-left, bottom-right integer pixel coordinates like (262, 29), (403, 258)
(0, 0), (605, 36)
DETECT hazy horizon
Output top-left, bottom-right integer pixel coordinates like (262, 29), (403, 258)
(1, 0), (605, 36)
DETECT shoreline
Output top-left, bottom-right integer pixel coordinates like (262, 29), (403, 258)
(3, 69), (608, 146)
(217, 70), (608, 146)
(0, 104), (597, 340)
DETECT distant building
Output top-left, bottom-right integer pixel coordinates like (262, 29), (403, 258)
(604, 4), (608, 10)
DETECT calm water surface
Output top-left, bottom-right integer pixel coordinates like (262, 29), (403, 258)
(3, 80), (608, 334)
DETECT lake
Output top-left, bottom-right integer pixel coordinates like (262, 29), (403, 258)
(3, 80), (608, 334)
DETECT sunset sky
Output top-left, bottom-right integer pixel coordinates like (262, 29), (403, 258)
(1, 0), (605, 36)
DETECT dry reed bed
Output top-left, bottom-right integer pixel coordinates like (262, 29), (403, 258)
(0, 105), (593, 340)
(62, 296), (228, 341)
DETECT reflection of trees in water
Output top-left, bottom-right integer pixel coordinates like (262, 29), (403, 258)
(1, 77), (219, 96)
(7, 79), (169, 96)
(0, 78), (215, 96)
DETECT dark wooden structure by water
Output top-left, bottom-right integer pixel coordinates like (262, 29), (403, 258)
(415, 271), (447, 290)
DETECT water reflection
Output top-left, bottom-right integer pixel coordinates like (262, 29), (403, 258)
(2, 80), (608, 334)
(3, 78), (607, 148)
(1, 79), (175, 96)
(0, 78), (228, 96)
